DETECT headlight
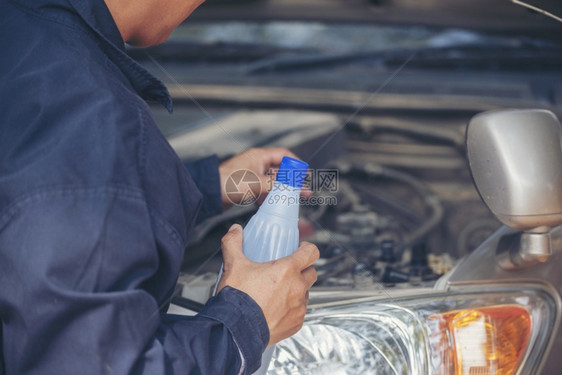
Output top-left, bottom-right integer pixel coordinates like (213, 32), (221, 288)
(267, 284), (559, 375)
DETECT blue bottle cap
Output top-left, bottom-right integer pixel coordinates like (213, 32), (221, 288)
(276, 156), (309, 189)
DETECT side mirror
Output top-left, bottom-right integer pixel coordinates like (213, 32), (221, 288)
(466, 109), (562, 268)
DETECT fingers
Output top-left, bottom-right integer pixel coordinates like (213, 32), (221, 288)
(231, 147), (304, 172)
(258, 148), (312, 198)
(257, 147), (301, 168)
(221, 225), (319, 271)
(224, 147), (302, 187)
(220, 224), (245, 265)
(300, 187), (314, 199)
(283, 242), (320, 270)
(302, 266), (317, 289)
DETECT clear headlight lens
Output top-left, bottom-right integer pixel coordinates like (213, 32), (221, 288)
(267, 284), (558, 375)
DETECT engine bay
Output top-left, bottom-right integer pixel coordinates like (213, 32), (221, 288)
(162, 108), (501, 300)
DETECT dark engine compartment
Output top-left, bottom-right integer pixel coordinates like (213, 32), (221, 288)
(164, 108), (501, 292)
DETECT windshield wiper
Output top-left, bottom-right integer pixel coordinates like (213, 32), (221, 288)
(128, 38), (562, 72)
(127, 40), (310, 63)
(245, 41), (562, 74)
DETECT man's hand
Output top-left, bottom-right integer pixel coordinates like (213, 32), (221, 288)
(216, 224), (319, 346)
(219, 148), (311, 209)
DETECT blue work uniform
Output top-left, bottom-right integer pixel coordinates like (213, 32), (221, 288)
(0, 0), (269, 373)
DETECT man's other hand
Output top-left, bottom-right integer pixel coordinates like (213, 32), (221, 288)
(219, 148), (312, 209)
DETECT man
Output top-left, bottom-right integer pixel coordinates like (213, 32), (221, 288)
(0, 0), (319, 373)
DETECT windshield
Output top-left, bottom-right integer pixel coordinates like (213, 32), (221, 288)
(135, 19), (562, 139)
(131, 19), (562, 80)
(168, 21), (505, 53)
(172, 20), (562, 54)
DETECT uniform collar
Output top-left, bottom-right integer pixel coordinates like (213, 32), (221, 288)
(13, 0), (173, 112)
(70, 0), (173, 112)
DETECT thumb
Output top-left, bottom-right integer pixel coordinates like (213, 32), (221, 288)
(220, 224), (245, 268)
(283, 241), (320, 270)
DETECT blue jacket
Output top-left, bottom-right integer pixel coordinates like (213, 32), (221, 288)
(0, 0), (269, 374)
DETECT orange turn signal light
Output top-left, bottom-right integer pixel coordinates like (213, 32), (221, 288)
(430, 305), (531, 375)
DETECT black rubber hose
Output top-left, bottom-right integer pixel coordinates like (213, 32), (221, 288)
(336, 161), (444, 248)
(366, 164), (444, 247)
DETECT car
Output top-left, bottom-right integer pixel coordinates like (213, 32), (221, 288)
(129, 1), (562, 373)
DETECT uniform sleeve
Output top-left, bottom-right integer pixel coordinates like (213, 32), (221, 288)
(0, 325), (5, 375)
(0, 188), (269, 375)
(184, 155), (223, 223)
(159, 287), (270, 374)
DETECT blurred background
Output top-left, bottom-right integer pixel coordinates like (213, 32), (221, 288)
(129, 0), (562, 289)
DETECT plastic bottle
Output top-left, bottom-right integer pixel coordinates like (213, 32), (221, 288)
(215, 156), (309, 374)
(243, 156), (308, 262)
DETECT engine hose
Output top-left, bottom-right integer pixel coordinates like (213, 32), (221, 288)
(335, 161), (444, 248)
(366, 164), (444, 247)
